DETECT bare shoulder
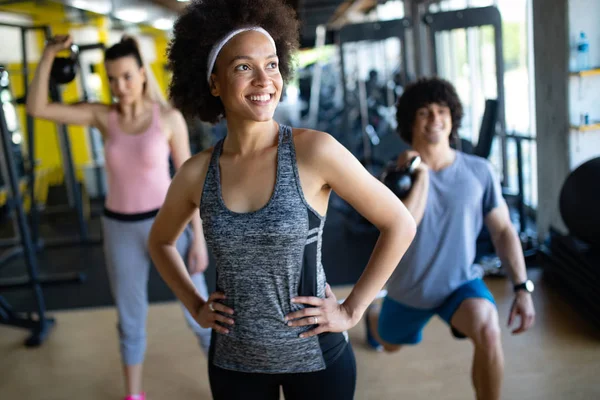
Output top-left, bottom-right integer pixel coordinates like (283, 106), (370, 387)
(180, 146), (214, 180)
(291, 127), (339, 161)
(159, 104), (186, 125)
(175, 146), (216, 206)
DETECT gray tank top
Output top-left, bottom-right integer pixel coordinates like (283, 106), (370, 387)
(200, 125), (345, 374)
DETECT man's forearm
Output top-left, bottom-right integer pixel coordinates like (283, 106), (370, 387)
(402, 170), (429, 225)
(493, 227), (528, 284)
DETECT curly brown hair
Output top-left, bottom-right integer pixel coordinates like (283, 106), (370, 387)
(396, 77), (464, 145)
(167, 0), (300, 123)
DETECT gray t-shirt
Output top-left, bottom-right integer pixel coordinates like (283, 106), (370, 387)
(386, 151), (504, 309)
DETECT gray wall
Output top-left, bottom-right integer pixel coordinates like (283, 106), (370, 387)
(532, 0), (570, 238)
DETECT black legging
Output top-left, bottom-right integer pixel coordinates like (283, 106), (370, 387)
(209, 342), (357, 400)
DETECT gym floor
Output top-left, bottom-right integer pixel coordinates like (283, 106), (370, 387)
(1, 207), (600, 399)
(2, 269), (600, 399)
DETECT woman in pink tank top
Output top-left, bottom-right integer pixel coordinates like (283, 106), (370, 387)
(27, 34), (212, 400)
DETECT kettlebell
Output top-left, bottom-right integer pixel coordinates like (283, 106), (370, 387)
(50, 44), (79, 85)
(382, 155), (421, 199)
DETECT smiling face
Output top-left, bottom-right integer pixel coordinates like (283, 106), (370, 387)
(209, 30), (282, 123)
(411, 102), (453, 147)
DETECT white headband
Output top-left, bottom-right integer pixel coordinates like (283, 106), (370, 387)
(206, 27), (276, 84)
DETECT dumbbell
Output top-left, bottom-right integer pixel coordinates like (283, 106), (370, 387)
(381, 155), (421, 199)
(50, 44), (79, 85)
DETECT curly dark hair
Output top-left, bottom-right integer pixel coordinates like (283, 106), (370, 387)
(396, 77), (463, 145)
(167, 0), (300, 123)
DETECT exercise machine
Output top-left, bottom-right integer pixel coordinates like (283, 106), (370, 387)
(0, 67), (56, 347)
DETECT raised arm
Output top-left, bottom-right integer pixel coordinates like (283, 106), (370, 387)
(394, 150), (429, 225)
(26, 35), (104, 127)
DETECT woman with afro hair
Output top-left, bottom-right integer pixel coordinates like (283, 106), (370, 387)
(148, 0), (416, 398)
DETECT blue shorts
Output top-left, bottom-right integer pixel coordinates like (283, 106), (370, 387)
(378, 278), (495, 345)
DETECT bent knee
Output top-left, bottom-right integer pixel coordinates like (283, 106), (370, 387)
(482, 319), (501, 343)
(473, 318), (502, 351)
(453, 299), (500, 346)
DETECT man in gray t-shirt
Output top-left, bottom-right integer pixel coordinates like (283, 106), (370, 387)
(366, 77), (536, 400)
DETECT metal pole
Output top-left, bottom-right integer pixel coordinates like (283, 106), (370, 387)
(307, 25), (327, 129)
(494, 17), (509, 185)
(76, 52), (104, 198)
(515, 135), (527, 234)
(0, 75), (53, 345)
(21, 26), (40, 246)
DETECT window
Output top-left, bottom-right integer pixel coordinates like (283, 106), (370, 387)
(430, 0), (537, 208)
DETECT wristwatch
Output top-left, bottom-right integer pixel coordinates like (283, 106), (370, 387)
(513, 279), (534, 293)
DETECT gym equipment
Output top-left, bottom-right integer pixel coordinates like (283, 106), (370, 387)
(381, 156), (421, 199)
(0, 67), (29, 266)
(337, 18), (411, 173)
(50, 44), (79, 85)
(330, 18), (413, 235)
(540, 228), (600, 330)
(474, 99), (499, 159)
(457, 99), (499, 158)
(304, 25), (328, 129)
(559, 157), (600, 248)
(0, 25), (87, 297)
(0, 67), (56, 347)
(73, 43), (107, 201)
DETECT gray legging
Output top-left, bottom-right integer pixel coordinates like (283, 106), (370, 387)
(102, 215), (211, 365)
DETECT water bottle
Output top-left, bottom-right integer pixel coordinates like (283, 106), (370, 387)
(577, 31), (590, 71)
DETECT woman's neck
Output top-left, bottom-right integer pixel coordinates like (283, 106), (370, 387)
(223, 119), (279, 156)
(117, 97), (151, 119)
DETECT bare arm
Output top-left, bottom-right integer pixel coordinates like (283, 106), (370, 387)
(393, 150), (429, 225)
(485, 203), (535, 334)
(167, 109), (208, 272)
(148, 151), (233, 332)
(148, 156), (205, 312)
(294, 132), (416, 329)
(26, 35), (103, 127)
(400, 168), (429, 225)
(485, 204), (527, 285)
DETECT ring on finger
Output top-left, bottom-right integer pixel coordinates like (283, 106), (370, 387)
(313, 316), (318, 325)
(208, 302), (215, 312)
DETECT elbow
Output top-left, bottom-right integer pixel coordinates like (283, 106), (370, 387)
(26, 103), (38, 117)
(489, 226), (517, 255)
(495, 225), (518, 246)
(382, 202), (417, 243)
(26, 101), (44, 118)
(399, 206), (417, 247)
(402, 212), (417, 242)
(146, 229), (162, 257)
(146, 227), (175, 260)
(397, 197), (417, 238)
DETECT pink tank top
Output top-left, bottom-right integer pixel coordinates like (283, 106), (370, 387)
(103, 103), (172, 214)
